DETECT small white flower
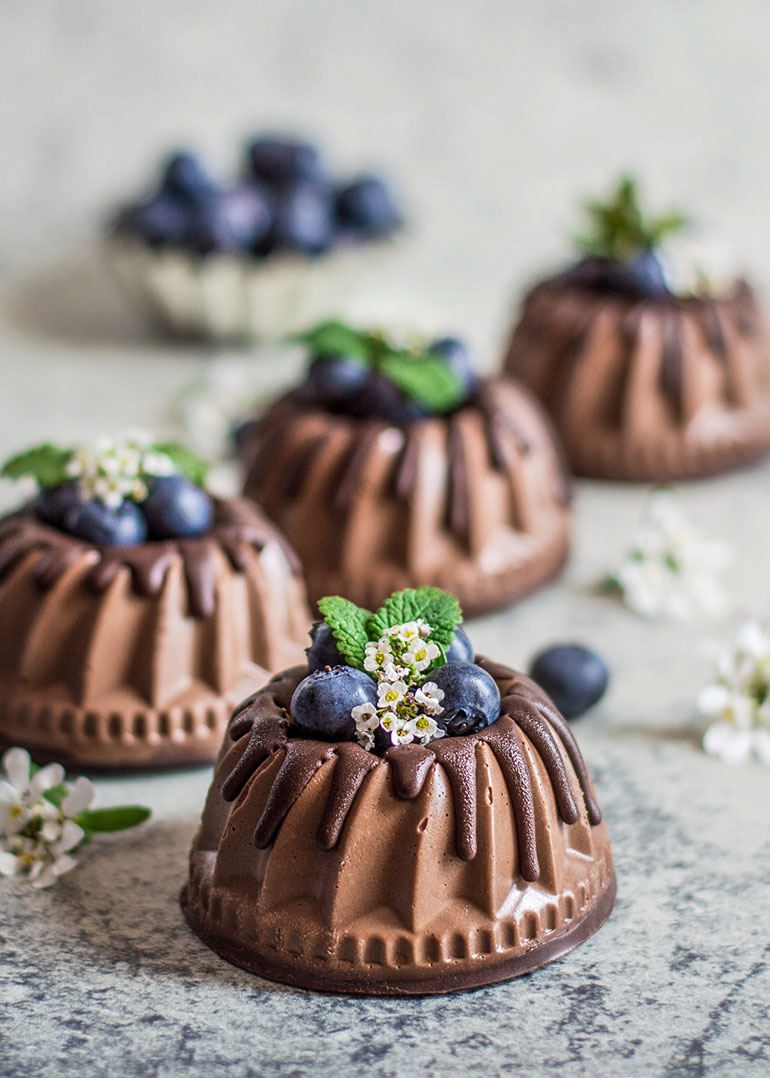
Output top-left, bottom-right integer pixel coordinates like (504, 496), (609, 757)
(377, 680), (408, 708)
(382, 661), (410, 683)
(381, 714), (416, 746)
(414, 682), (445, 713)
(411, 713), (445, 744)
(364, 639), (391, 673)
(658, 232), (737, 298)
(405, 641), (441, 672)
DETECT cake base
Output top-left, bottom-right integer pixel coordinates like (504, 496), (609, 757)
(180, 873), (616, 997)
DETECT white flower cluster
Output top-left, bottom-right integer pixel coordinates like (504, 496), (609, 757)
(698, 621), (770, 766)
(65, 429), (176, 509)
(658, 233), (737, 299)
(0, 748), (94, 888)
(352, 619), (446, 750)
(611, 490), (729, 620)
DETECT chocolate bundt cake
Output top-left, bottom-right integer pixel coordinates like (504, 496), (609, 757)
(240, 321), (571, 613)
(503, 177), (770, 481)
(182, 588), (615, 995)
(0, 435), (310, 768)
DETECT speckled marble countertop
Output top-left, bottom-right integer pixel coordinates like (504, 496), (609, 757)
(2, 3), (770, 1076)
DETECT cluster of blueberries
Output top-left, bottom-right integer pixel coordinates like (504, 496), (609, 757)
(298, 336), (477, 424)
(290, 621), (501, 747)
(114, 135), (402, 259)
(565, 249), (672, 300)
(36, 476), (214, 546)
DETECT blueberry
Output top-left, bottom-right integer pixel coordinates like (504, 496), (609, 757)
(626, 248), (670, 298)
(446, 626), (474, 663)
(528, 644), (609, 720)
(186, 184), (272, 255)
(117, 195), (189, 247)
(299, 355), (370, 411)
(160, 151), (216, 204)
(62, 499), (148, 546)
(267, 180), (334, 255)
(290, 665), (377, 741)
(306, 621), (346, 671)
(246, 136), (325, 186)
(36, 483), (82, 528)
(141, 476), (214, 540)
(427, 337), (477, 396)
(348, 371), (429, 424)
(427, 662), (500, 737)
(335, 175), (401, 238)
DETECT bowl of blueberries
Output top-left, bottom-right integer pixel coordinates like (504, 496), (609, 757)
(108, 133), (404, 343)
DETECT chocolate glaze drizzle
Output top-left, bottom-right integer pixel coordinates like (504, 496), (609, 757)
(222, 659), (602, 883)
(0, 498), (300, 619)
(245, 380), (571, 555)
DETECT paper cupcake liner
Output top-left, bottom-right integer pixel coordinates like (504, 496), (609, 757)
(107, 236), (401, 343)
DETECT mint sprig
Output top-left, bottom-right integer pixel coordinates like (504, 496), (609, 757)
(291, 320), (466, 414)
(152, 442), (208, 486)
(1, 444), (72, 488)
(318, 586), (463, 670)
(575, 176), (688, 261)
(317, 596), (372, 670)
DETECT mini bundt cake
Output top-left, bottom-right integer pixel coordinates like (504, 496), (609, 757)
(239, 321), (571, 613)
(0, 434), (310, 769)
(182, 588), (615, 995)
(503, 177), (770, 481)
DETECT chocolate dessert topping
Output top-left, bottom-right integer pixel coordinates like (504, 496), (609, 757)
(222, 660), (602, 881)
(0, 498), (300, 619)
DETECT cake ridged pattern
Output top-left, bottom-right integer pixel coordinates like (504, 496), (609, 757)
(0, 500), (310, 768)
(241, 378), (571, 613)
(183, 660), (614, 993)
(504, 280), (770, 480)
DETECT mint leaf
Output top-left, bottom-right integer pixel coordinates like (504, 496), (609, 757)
(575, 175), (688, 260)
(317, 596), (371, 669)
(378, 350), (465, 412)
(368, 586), (462, 649)
(291, 320), (370, 362)
(1, 444), (72, 488)
(76, 806), (151, 833)
(151, 442), (208, 486)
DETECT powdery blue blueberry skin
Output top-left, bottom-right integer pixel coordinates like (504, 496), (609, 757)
(119, 195), (190, 248)
(564, 251), (671, 300)
(348, 371), (429, 424)
(160, 151), (217, 204)
(427, 337), (477, 396)
(446, 625), (474, 663)
(626, 247), (670, 297)
(246, 136), (325, 187)
(141, 476), (214, 540)
(62, 498), (148, 547)
(335, 175), (401, 238)
(36, 483), (82, 528)
(529, 644), (609, 720)
(427, 661), (501, 737)
(186, 184), (273, 256)
(290, 666), (377, 741)
(300, 355), (370, 412)
(266, 179), (334, 255)
(306, 621), (346, 672)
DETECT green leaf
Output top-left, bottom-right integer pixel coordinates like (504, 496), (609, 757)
(317, 596), (372, 669)
(151, 443), (208, 486)
(1, 444), (73, 488)
(43, 782), (70, 809)
(378, 350), (465, 412)
(368, 586), (462, 649)
(290, 320), (371, 361)
(575, 175), (688, 260)
(76, 806), (151, 833)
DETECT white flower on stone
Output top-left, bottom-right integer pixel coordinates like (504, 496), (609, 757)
(698, 620), (770, 766)
(414, 682), (445, 714)
(0, 749), (95, 888)
(377, 680), (408, 709)
(610, 490), (729, 620)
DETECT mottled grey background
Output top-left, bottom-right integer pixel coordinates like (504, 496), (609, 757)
(1, 3), (770, 1076)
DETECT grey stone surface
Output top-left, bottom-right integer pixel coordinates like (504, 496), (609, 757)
(1, 2), (770, 1076)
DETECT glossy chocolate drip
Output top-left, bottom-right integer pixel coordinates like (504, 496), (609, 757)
(445, 417), (471, 548)
(222, 659), (602, 874)
(334, 422), (385, 512)
(393, 425), (422, 500)
(660, 309), (685, 418)
(699, 301), (728, 362)
(0, 498), (299, 620)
